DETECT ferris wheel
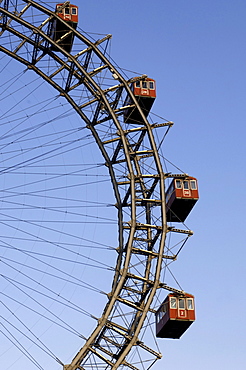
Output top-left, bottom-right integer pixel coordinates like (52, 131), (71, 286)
(0, 2), (198, 370)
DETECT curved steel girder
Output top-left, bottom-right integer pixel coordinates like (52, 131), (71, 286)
(0, 2), (168, 369)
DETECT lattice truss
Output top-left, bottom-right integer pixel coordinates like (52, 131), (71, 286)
(0, 1), (194, 370)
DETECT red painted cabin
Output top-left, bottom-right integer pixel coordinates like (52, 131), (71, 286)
(124, 78), (156, 124)
(51, 3), (78, 52)
(156, 293), (195, 339)
(166, 177), (199, 222)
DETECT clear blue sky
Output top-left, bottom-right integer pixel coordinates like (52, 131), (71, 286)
(1, 1), (246, 369)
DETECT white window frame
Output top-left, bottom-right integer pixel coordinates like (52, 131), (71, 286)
(142, 81), (147, 89)
(190, 180), (197, 190)
(175, 179), (182, 189)
(186, 298), (194, 310)
(170, 297), (177, 309)
(149, 81), (155, 90)
(178, 298), (185, 309)
(71, 7), (77, 15)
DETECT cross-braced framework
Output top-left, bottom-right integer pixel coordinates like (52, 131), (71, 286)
(0, 2), (194, 370)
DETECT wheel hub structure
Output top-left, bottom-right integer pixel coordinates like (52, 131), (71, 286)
(0, 2), (194, 370)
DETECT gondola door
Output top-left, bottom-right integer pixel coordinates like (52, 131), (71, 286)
(140, 80), (150, 96)
(178, 297), (187, 318)
(183, 180), (191, 197)
(62, 6), (71, 21)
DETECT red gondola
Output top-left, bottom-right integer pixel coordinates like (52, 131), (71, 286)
(166, 177), (199, 222)
(156, 293), (195, 339)
(51, 3), (78, 52)
(124, 77), (156, 124)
